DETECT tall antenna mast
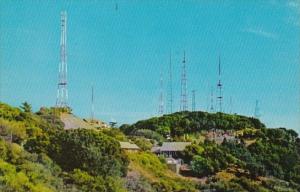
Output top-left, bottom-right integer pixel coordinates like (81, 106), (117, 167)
(180, 51), (188, 111)
(91, 85), (94, 122)
(254, 100), (260, 118)
(168, 51), (173, 114)
(217, 55), (223, 112)
(192, 90), (196, 112)
(56, 11), (68, 108)
(210, 87), (215, 112)
(158, 71), (164, 115)
(229, 96), (233, 114)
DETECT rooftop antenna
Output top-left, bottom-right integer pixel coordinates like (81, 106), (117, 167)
(158, 71), (164, 115)
(254, 100), (261, 118)
(168, 51), (173, 114)
(56, 11), (68, 108)
(192, 90), (196, 112)
(217, 55), (223, 112)
(91, 85), (94, 122)
(210, 86), (215, 113)
(180, 51), (188, 111)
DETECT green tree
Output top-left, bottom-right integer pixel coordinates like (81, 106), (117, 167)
(20, 102), (32, 113)
(48, 129), (129, 177)
(191, 155), (214, 176)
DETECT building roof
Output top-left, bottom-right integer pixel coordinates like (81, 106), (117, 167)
(151, 146), (161, 153)
(160, 142), (191, 152)
(119, 142), (140, 150)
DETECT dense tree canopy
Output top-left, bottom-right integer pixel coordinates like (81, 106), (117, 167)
(121, 111), (265, 138)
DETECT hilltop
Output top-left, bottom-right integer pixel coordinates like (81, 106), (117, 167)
(120, 111), (265, 141)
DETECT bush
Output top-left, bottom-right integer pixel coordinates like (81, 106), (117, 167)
(48, 129), (128, 177)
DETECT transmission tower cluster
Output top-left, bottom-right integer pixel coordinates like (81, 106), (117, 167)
(52, 11), (259, 120)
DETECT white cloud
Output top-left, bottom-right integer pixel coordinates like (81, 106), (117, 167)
(243, 28), (278, 39)
(286, 0), (300, 27)
(287, 0), (300, 9)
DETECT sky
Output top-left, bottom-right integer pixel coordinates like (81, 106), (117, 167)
(0, 0), (299, 132)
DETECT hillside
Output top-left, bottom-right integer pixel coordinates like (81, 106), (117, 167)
(0, 102), (128, 191)
(120, 111), (300, 191)
(0, 102), (299, 192)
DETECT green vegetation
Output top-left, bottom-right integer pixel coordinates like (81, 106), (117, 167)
(126, 152), (198, 192)
(180, 126), (300, 191)
(120, 111), (265, 139)
(1, 102), (299, 191)
(0, 102), (127, 191)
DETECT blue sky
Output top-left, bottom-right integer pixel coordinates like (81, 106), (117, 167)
(1, 1), (299, 132)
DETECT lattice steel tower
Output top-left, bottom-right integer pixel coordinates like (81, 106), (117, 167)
(217, 56), (223, 112)
(180, 51), (188, 111)
(210, 87), (215, 113)
(192, 90), (196, 112)
(56, 11), (68, 107)
(254, 100), (261, 118)
(158, 71), (164, 115)
(167, 52), (173, 114)
(91, 85), (94, 122)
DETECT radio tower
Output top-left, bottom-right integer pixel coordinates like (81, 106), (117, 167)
(167, 52), (173, 114)
(158, 71), (164, 115)
(91, 85), (94, 122)
(216, 55), (223, 112)
(180, 51), (188, 111)
(56, 11), (68, 108)
(192, 90), (196, 112)
(254, 100), (261, 118)
(210, 87), (215, 113)
(229, 96), (233, 114)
